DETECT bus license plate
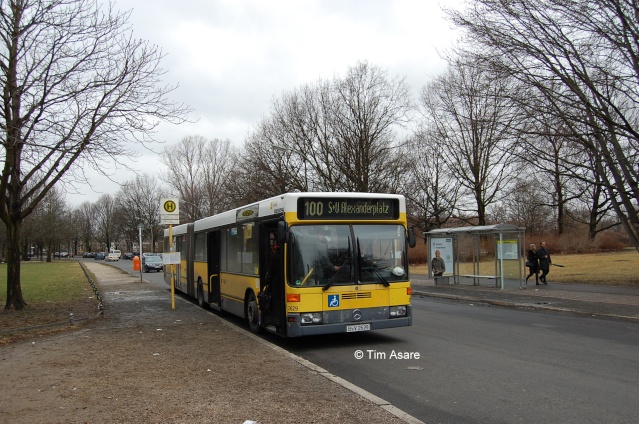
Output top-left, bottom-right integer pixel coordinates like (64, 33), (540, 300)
(346, 323), (371, 332)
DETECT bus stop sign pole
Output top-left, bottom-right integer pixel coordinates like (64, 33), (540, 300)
(169, 223), (175, 310)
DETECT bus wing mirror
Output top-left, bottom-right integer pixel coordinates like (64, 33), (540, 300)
(277, 221), (288, 244)
(408, 227), (416, 248)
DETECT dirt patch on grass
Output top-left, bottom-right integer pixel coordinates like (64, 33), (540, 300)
(0, 271), (100, 346)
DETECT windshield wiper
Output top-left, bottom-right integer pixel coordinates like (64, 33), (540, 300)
(371, 267), (390, 287)
(323, 236), (351, 291)
(322, 256), (350, 291)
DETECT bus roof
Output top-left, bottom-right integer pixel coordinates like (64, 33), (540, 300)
(164, 192), (406, 236)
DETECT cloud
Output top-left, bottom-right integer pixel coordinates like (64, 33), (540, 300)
(66, 0), (460, 205)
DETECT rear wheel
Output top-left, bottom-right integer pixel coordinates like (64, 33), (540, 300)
(246, 292), (261, 334)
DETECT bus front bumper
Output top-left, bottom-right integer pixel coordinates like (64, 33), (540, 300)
(284, 306), (412, 337)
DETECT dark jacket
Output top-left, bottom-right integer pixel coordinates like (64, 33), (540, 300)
(537, 246), (552, 271)
(527, 249), (539, 271)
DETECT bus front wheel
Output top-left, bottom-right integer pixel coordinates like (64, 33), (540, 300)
(246, 292), (261, 334)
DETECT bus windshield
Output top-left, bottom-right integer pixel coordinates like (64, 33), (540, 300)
(288, 224), (408, 287)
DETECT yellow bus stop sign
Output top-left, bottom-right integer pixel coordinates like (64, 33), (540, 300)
(163, 200), (177, 213)
(160, 198), (180, 225)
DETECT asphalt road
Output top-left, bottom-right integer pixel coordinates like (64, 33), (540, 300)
(98, 259), (639, 423)
(281, 297), (639, 423)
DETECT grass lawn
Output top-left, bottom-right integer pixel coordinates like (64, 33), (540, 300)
(411, 248), (639, 286)
(0, 261), (98, 344)
(0, 261), (88, 303)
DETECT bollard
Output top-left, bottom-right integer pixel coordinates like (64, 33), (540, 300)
(132, 255), (140, 271)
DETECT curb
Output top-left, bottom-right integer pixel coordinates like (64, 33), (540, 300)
(411, 289), (639, 323)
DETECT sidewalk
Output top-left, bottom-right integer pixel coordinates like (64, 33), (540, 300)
(86, 262), (417, 424)
(411, 274), (639, 322)
(1, 262), (416, 424)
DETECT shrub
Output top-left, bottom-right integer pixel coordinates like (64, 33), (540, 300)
(409, 242), (428, 264)
(596, 230), (631, 251)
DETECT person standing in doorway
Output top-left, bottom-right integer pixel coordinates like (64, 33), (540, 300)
(432, 250), (445, 277)
(525, 243), (539, 285)
(537, 241), (552, 284)
(264, 242), (284, 332)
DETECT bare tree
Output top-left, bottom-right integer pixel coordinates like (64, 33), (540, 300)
(492, 179), (553, 235)
(199, 138), (238, 214)
(116, 174), (165, 252)
(238, 126), (295, 200)
(505, 82), (616, 236)
(75, 201), (96, 253)
(330, 62), (412, 192)
(566, 153), (619, 239)
(162, 136), (237, 222)
(31, 187), (68, 262)
(0, 0), (189, 310)
(161, 136), (207, 221)
(404, 128), (459, 234)
(420, 57), (517, 225)
(246, 61), (411, 194)
(448, 0), (639, 250)
(93, 194), (117, 253)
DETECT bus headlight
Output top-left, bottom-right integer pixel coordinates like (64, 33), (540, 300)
(389, 306), (407, 317)
(300, 313), (323, 325)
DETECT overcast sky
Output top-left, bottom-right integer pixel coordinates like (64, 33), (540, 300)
(69, 0), (461, 205)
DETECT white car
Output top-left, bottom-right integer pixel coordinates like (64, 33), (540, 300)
(105, 251), (120, 261)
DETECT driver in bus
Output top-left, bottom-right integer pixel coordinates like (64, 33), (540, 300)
(292, 229), (344, 286)
(310, 230), (342, 283)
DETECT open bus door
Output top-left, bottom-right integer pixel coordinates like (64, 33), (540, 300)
(261, 220), (285, 333)
(207, 230), (221, 305)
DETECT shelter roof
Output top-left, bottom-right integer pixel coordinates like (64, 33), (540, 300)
(425, 224), (523, 235)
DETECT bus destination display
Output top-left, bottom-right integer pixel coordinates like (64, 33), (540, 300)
(298, 197), (399, 220)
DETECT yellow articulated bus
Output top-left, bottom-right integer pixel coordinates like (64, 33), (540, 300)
(164, 192), (416, 337)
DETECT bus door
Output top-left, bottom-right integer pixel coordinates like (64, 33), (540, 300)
(261, 221), (284, 330)
(186, 224), (195, 298)
(207, 230), (221, 305)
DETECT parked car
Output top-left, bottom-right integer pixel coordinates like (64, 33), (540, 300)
(94, 252), (106, 260)
(123, 252), (134, 260)
(82, 252), (95, 258)
(104, 250), (120, 261)
(59, 251), (69, 258)
(142, 255), (163, 272)
(105, 252), (120, 261)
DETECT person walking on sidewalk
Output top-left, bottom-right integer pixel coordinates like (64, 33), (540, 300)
(537, 241), (552, 284)
(525, 243), (539, 285)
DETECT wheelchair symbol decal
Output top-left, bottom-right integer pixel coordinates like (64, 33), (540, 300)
(328, 294), (340, 308)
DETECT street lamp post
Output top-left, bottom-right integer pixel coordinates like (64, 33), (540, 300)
(137, 223), (143, 283)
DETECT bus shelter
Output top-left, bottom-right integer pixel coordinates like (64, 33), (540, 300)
(425, 224), (526, 289)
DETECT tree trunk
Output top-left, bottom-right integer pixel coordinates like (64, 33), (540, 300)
(588, 183), (602, 240)
(4, 219), (25, 310)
